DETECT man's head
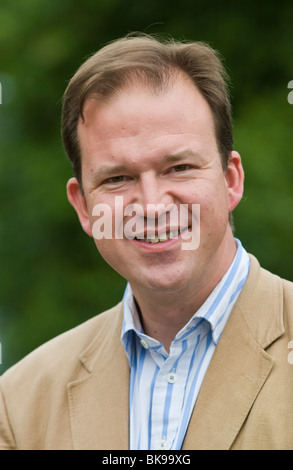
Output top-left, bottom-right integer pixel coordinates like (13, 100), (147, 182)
(62, 34), (233, 191)
(62, 34), (244, 297)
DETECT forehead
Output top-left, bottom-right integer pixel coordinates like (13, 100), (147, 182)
(78, 75), (218, 160)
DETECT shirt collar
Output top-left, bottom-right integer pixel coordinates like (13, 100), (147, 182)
(121, 238), (250, 355)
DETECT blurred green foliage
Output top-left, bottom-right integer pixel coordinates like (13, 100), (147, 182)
(0, 0), (293, 371)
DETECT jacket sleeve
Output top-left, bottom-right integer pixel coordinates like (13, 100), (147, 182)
(0, 386), (16, 450)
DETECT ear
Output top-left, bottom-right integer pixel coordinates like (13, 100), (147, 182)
(66, 177), (93, 237)
(225, 151), (244, 212)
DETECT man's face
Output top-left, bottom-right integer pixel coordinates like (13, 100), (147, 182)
(67, 74), (244, 296)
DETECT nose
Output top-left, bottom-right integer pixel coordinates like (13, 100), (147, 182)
(135, 172), (174, 216)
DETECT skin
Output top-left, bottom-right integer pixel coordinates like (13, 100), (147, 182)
(67, 73), (244, 352)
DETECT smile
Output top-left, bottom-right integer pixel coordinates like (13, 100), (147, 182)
(134, 227), (190, 244)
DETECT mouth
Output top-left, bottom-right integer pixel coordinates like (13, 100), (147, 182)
(134, 227), (190, 244)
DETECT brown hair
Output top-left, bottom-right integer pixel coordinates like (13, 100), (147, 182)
(61, 34), (233, 190)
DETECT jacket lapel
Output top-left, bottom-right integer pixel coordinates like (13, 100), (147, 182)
(182, 255), (284, 450)
(67, 303), (130, 450)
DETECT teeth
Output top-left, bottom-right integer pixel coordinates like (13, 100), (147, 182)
(144, 230), (178, 244)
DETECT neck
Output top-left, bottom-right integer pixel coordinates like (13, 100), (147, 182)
(131, 235), (237, 352)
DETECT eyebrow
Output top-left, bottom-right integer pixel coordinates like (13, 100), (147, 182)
(90, 150), (202, 184)
(89, 164), (130, 187)
(161, 150), (202, 164)
(94, 164), (130, 178)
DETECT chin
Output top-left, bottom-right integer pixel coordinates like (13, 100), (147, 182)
(134, 269), (192, 293)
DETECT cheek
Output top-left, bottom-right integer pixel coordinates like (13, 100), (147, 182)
(86, 193), (122, 237)
(194, 184), (230, 231)
(184, 179), (228, 210)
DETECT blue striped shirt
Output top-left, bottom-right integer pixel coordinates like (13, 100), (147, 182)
(121, 239), (250, 450)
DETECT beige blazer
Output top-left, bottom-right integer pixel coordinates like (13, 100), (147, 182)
(0, 255), (293, 450)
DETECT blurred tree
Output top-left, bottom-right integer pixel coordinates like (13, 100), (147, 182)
(0, 0), (293, 371)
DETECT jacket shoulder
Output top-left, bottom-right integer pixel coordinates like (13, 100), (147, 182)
(0, 302), (123, 386)
(0, 302), (124, 449)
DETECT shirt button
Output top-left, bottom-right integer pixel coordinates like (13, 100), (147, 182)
(140, 338), (149, 349)
(167, 372), (177, 384)
(158, 439), (167, 449)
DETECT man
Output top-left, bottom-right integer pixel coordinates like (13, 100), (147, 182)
(0, 34), (293, 450)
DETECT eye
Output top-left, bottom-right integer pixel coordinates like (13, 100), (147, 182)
(172, 164), (192, 172)
(103, 175), (129, 184)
